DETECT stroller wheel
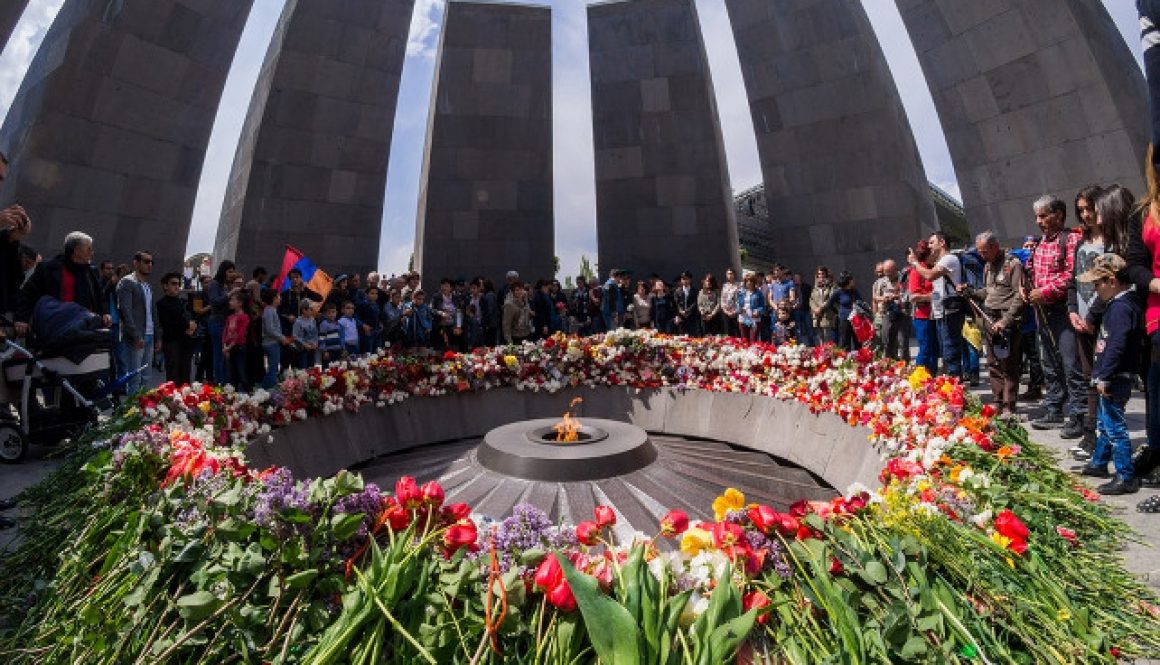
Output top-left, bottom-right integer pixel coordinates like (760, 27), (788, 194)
(0, 423), (27, 463)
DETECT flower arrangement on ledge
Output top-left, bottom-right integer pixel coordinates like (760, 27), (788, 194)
(1, 330), (1158, 664)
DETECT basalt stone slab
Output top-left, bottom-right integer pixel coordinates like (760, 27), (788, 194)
(895, 0), (1147, 246)
(214, 0), (414, 280)
(0, 0), (253, 274)
(588, 0), (740, 280)
(0, 0), (29, 54)
(415, 2), (553, 290)
(726, 0), (935, 279)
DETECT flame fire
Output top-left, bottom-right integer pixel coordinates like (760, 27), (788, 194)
(553, 397), (584, 443)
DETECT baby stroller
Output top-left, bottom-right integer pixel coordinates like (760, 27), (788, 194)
(0, 299), (115, 462)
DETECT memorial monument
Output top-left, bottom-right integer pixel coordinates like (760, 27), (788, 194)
(0, 1), (29, 54)
(727, 0), (937, 278)
(896, 0), (1148, 244)
(414, 1), (554, 289)
(588, 0), (740, 281)
(0, 0), (254, 274)
(214, 0), (415, 280)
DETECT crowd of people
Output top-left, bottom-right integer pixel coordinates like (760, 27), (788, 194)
(1, 142), (1159, 508)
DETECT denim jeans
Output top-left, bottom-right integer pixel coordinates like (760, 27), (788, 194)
(913, 318), (939, 375)
(1092, 379), (1134, 480)
(261, 343), (281, 390)
(793, 310), (815, 346)
(124, 333), (154, 395)
(208, 319), (226, 386)
(936, 311), (965, 377)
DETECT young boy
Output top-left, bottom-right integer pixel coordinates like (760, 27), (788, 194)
(292, 299), (319, 369)
(338, 300), (361, 358)
(402, 289), (434, 350)
(1078, 254), (1141, 495)
(318, 302), (344, 365)
(357, 287), (383, 354)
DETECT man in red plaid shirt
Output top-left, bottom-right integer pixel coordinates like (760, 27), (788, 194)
(1027, 195), (1083, 432)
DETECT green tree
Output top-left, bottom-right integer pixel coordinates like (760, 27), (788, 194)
(553, 255), (561, 276)
(579, 255), (596, 282)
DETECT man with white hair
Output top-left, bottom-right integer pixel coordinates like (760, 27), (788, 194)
(1026, 195), (1082, 431)
(15, 231), (109, 335)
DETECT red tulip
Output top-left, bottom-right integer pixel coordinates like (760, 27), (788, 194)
(441, 502), (471, 522)
(534, 554), (563, 592)
(994, 509), (1029, 541)
(1055, 526), (1079, 546)
(546, 577), (577, 612)
(395, 476), (422, 510)
(420, 480), (445, 508)
(443, 519), (477, 553)
(659, 509), (689, 537)
(594, 505), (616, 528)
(788, 500), (812, 518)
(576, 520), (601, 546)
(742, 590), (771, 624)
(382, 498), (411, 532)
(747, 504), (780, 535)
(829, 557), (844, 575)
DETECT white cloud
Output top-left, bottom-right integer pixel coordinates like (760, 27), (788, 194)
(0, 0), (64, 116)
(407, 0), (445, 59)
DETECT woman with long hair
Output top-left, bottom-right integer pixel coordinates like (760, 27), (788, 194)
(736, 274), (765, 343)
(697, 273), (722, 336)
(207, 260), (238, 385)
(1064, 185), (1108, 448)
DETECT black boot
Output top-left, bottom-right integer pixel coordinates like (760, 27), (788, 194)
(1060, 415), (1084, 440)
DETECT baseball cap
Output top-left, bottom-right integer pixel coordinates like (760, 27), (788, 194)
(1076, 253), (1127, 283)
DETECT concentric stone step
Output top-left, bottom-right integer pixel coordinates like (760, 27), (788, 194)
(356, 435), (837, 529)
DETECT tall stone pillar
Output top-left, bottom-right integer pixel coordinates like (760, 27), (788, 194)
(0, 0), (29, 54)
(588, 0), (739, 282)
(0, 0), (254, 274)
(896, 0), (1148, 244)
(726, 0), (936, 279)
(215, 0), (415, 280)
(414, 1), (553, 289)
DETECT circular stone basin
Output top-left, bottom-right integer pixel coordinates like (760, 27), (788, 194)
(524, 424), (610, 445)
(478, 418), (657, 482)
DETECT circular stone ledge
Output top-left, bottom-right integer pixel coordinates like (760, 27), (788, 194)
(246, 386), (883, 492)
(477, 418), (656, 481)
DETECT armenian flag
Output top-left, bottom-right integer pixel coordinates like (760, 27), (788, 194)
(273, 245), (334, 302)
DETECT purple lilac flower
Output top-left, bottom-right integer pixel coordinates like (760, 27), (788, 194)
(251, 468), (315, 539)
(494, 504), (552, 552)
(333, 483), (384, 541)
(745, 529), (792, 579)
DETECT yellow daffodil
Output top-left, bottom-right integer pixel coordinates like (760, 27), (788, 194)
(503, 355), (519, 369)
(1057, 609), (1071, 622)
(990, 531), (1012, 550)
(712, 488), (745, 521)
(680, 526), (713, 556)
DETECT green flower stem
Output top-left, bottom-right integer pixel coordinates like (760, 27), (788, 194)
(356, 565), (438, 664)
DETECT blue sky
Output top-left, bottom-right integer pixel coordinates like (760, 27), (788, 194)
(0, 1), (1142, 278)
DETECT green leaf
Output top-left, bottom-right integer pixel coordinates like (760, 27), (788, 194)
(330, 512), (366, 542)
(901, 636), (928, 659)
(706, 610), (758, 664)
(863, 561), (888, 585)
(176, 590), (223, 621)
(285, 568), (320, 590)
(556, 552), (642, 665)
(333, 470), (365, 497)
